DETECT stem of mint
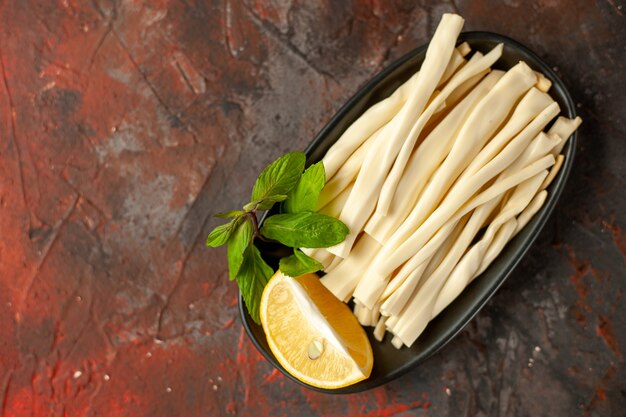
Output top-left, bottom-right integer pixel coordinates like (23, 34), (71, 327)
(247, 210), (270, 242)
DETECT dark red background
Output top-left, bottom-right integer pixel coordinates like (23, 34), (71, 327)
(1, 1), (624, 416)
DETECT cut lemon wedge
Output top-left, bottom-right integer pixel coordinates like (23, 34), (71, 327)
(260, 271), (373, 389)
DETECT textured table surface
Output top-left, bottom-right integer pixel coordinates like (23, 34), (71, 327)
(1, 1), (625, 416)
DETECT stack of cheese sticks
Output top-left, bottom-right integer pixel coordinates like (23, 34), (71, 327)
(305, 13), (581, 349)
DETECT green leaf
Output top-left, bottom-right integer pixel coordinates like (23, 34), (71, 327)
(283, 162), (325, 213)
(236, 244), (273, 324)
(279, 249), (324, 277)
(243, 195), (288, 212)
(227, 217), (254, 280)
(215, 210), (244, 219)
(260, 212), (349, 248)
(251, 152), (306, 205)
(206, 219), (239, 247)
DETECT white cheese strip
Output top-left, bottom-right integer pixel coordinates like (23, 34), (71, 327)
(357, 99), (554, 308)
(370, 302), (381, 325)
(380, 197), (486, 306)
(384, 200), (493, 335)
(322, 41), (475, 179)
(320, 233), (381, 302)
(439, 48), (466, 85)
(301, 248), (334, 269)
(327, 14), (464, 258)
(373, 316), (387, 341)
(386, 191), (503, 318)
(321, 73), (418, 179)
(381, 214), (468, 317)
(428, 120), (579, 331)
(457, 104), (560, 185)
(431, 170), (548, 317)
(391, 270), (447, 346)
(456, 156), (555, 221)
(463, 88), (555, 177)
(377, 45), (503, 216)
(417, 103), (558, 252)
(317, 131), (377, 209)
(391, 335), (404, 349)
(548, 116), (582, 155)
(507, 132), (561, 173)
(357, 303), (371, 326)
(357, 154), (555, 308)
(428, 220), (521, 321)
(429, 241), (481, 320)
(324, 254), (343, 273)
(481, 171), (549, 241)
(318, 137), (375, 207)
(443, 68), (490, 110)
(318, 181), (353, 218)
(373, 62), (537, 261)
(379, 220), (459, 301)
(385, 314), (399, 334)
(540, 153), (565, 190)
(380, 263), (428, 318)
(534, 71), (552, 92)
(473, 218), (519, 277)
(514, 190), (548, 234)
(365, 70), (504, 243)
(457, 41), (471, 56)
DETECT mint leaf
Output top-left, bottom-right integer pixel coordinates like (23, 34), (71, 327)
(284, 162), (325, 213)
(215, 210), (244, 219)
(279, 249), (324, 277)
(251, 152), (306, 205)
(236, 243), (273, 324)
(244, 194), (288, 212)
(260, 212), (349, 248)
(206, 218), (240, 247)
(227, 217), (253, 280)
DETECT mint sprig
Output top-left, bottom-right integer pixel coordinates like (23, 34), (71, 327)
(283, 161), (325, 213)
(260, 212), (348, 248)
(279, 249), (324, 278)
(236, 244), (274, 323)
(227, 217), (253, 280)
(206, 151), (348, 323)
(251, 151), (305, 209)
(214, 210), (245, 219)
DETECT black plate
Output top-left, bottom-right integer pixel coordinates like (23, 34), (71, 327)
(239, 31), (578, 394)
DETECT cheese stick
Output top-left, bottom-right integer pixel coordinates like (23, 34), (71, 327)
(463, 87), (555, 176)
(365, 70), (504, 243)
(514, 190), (548, 234)
(318, 181), (353, 217)
(540, 154), (565, 190)
(356, 98), (555, 308)
(322, 39), (475, 178)
(317, 130), (377, 209)
(377, 45), (504, 216)
(320, 233), (381, 302)
(357, 152), (556, 309)
(431, 170), (549, 318)
(381, 214), (468, 318)
(373, 316), (387, 341)
(548, 116), (582, 155)
(371, 63), (537, 261)
(327, 14), (464, 258)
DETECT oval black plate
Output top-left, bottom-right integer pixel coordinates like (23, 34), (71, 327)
(239, 31), (578, 394)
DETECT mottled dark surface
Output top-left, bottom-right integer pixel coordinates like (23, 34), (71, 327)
(0, 1), (624, 416)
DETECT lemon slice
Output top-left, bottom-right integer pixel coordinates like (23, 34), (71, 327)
(260, 271), (373, 389)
